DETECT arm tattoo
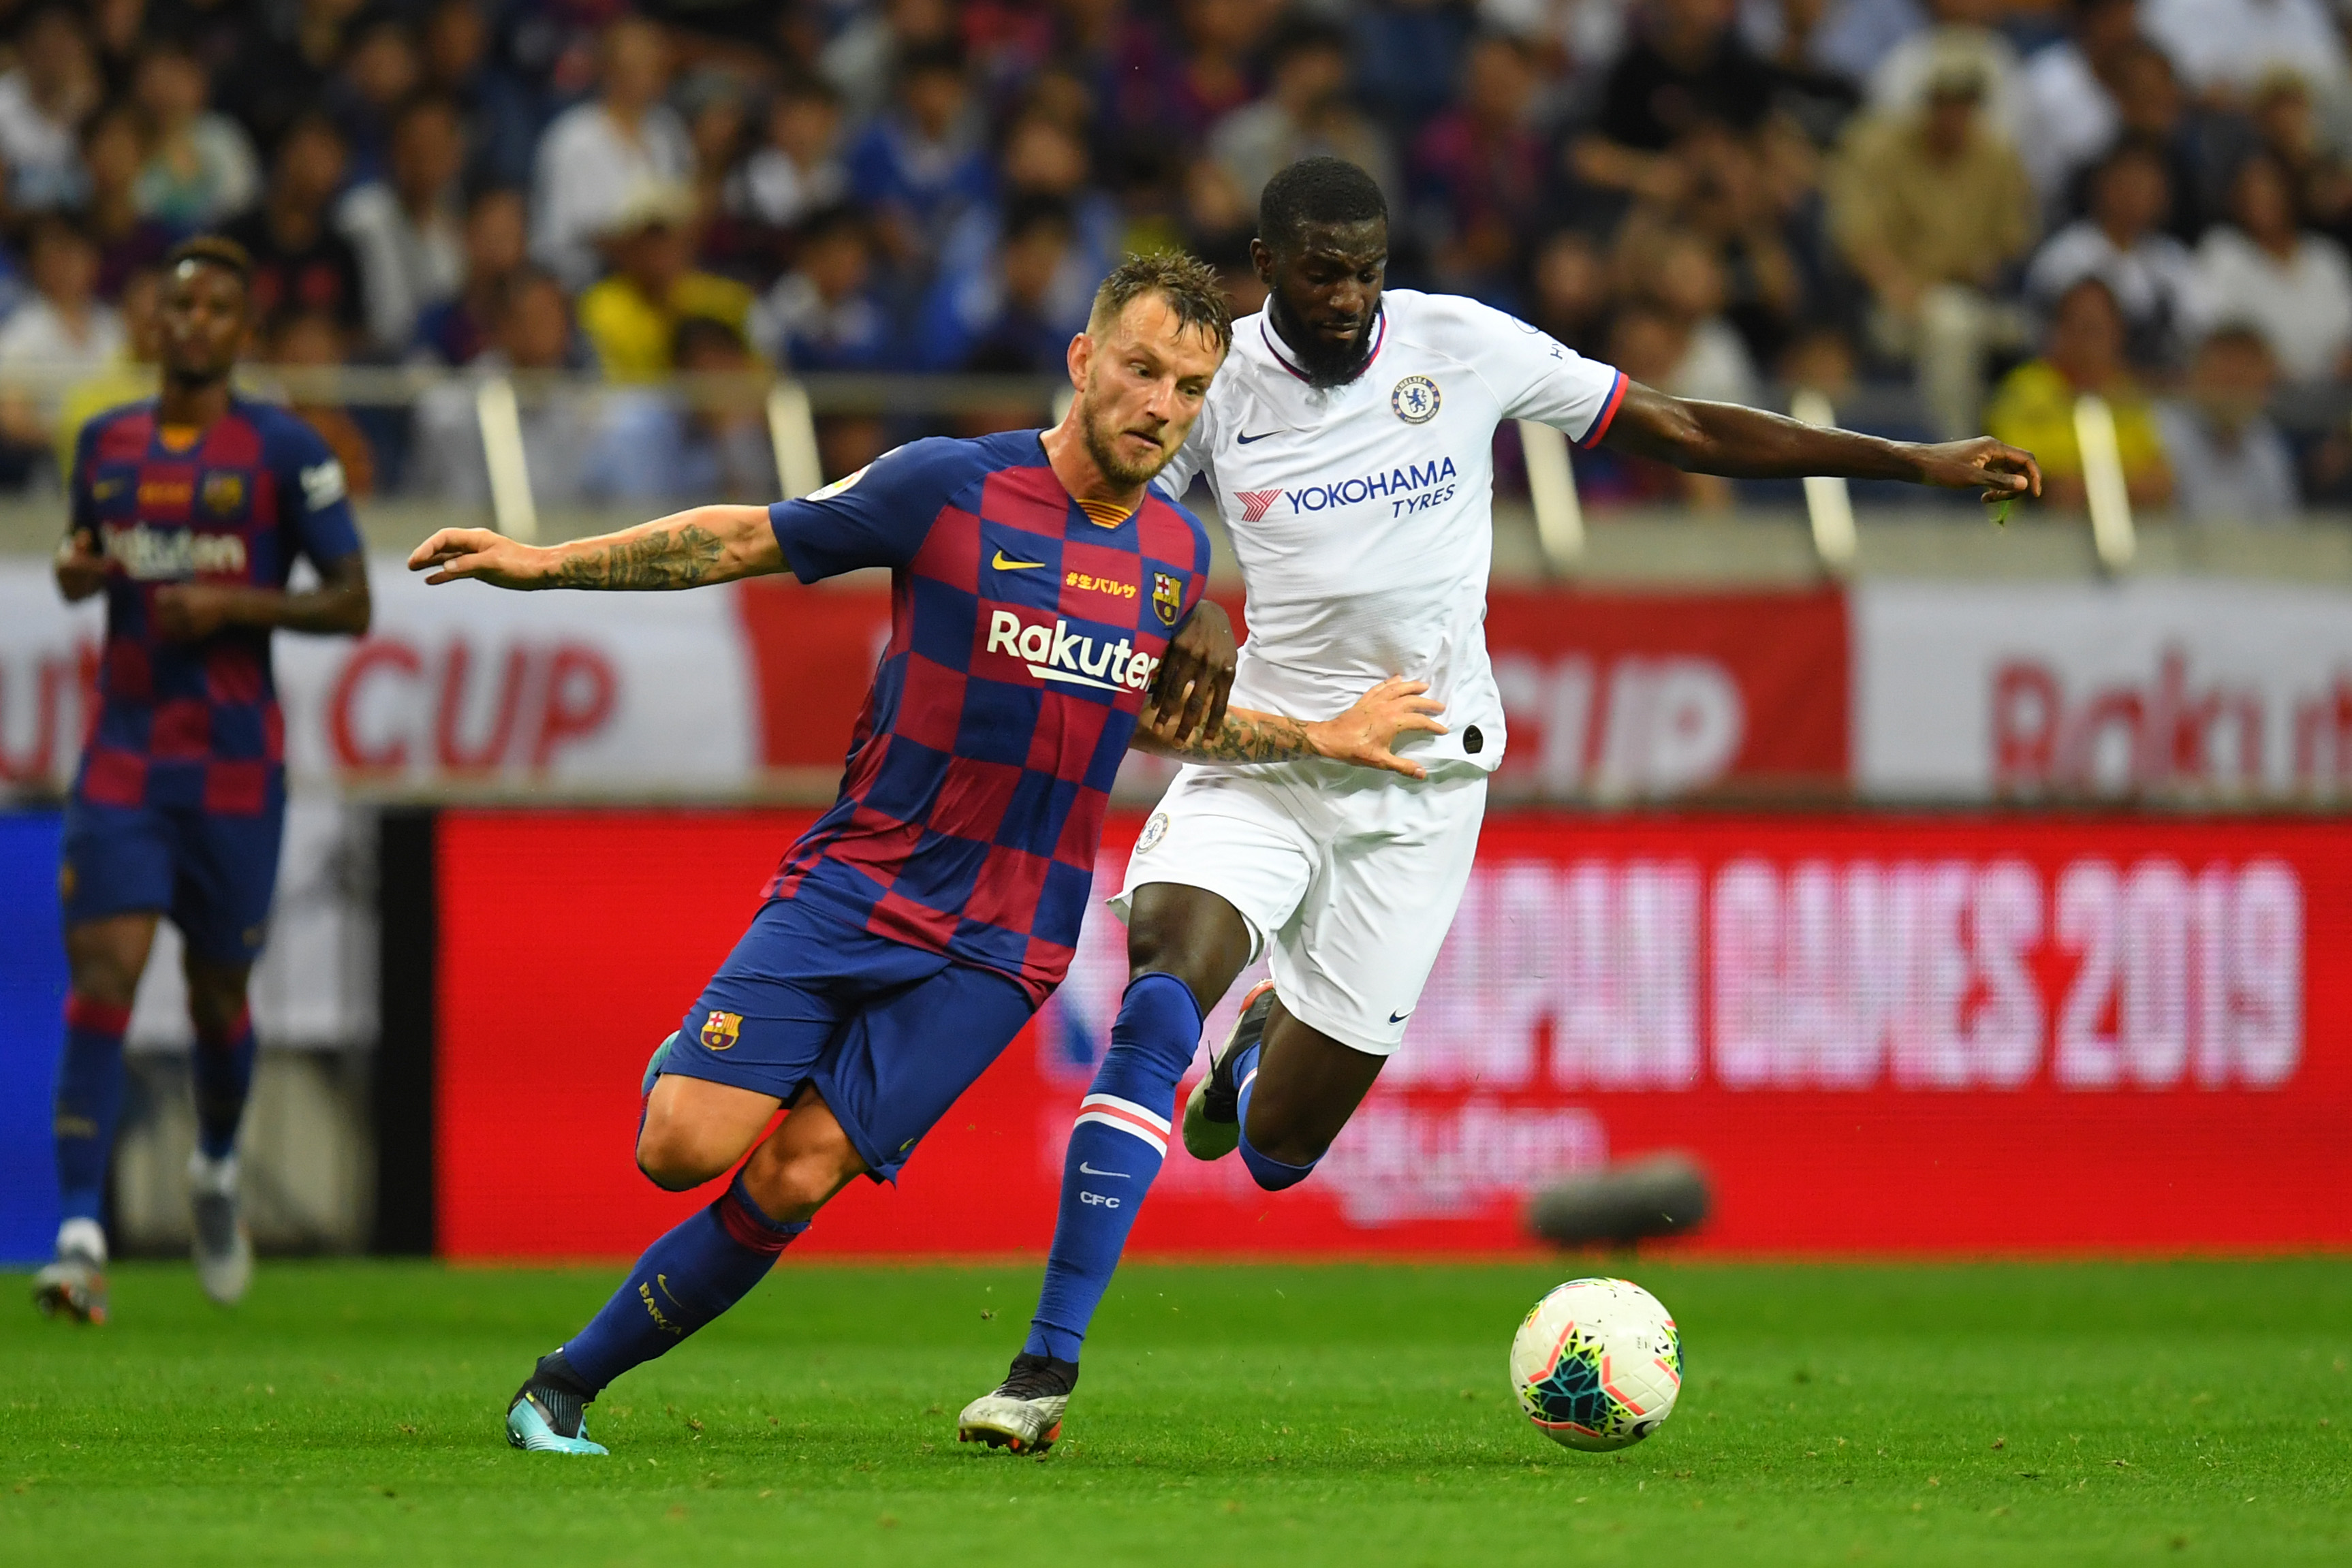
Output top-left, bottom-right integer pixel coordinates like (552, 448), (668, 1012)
(1148, 708), (1318, 764)
(551, 524), (727, 589)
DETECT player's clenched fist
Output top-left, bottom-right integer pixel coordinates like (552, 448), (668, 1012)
(1306, 676), (1447, 780)
(408, 527), (547, 588)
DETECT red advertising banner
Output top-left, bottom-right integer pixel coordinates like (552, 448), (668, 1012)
(436, 810), (2351, 1261)
(732, 583), (1850, 798)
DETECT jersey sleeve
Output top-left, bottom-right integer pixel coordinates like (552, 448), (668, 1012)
(270, 415), (364, 565)
(1452, 297), (1629, 449)
(766, 436), (965, 583)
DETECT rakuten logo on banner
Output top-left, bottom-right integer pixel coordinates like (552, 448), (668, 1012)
(1859, 580), (2352, 800)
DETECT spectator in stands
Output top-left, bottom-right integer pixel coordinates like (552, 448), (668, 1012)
(1628, 226), (1761, 405)
(531, 15), (693, 291)
(1574, 0), (1779, 203)
(1355, 0), (1479, 136)
(820, 0), (960, 125)
(422, 0), (535, 191)
(845, 41), (993, 272)
(411, 268), (607, 507)
(2245, 69), (2352, 245)
(269, 309), (377, 497)
(576, 183), (755, 381)
(2026, 138), (2200, 368)
(1866, 0), (2025, 148)
(1788, 0), (1934, 88)
(1828, 61), (2036, 437)
(338, 96), (468, 358)
(727, 78), (849, 232)
(2157, 324), (2300, 522)
(1214, 16), (1401, 212)
(753, 203), (894, 370)
(82, 103), (174, 302)
(602, 315), (778, 502)
(1987, 276), (2173, 510)
(1411, 31), (1550, 303)
(1525, 228), (1611, 354)
(1748, 0), (1866, 146)
(2144, 0), (2347, 103)
(2101, 40), (2221, 242)
(56, 260), (160, 478)
(1110, 0), (1270, 148)
(1665, 119), (1808, 364)
(939, 110), (1119, 328)
(2016, 0), (2137, 214)
(2191, 152), (2352, 385)
(327, 15), (424, 190)
(415, 187), (528, 366)
(0, 217), (125, 478)
(130, 41), (260, 228)
(0, 5), (100, 213)
(225, 113), (367, 343)
(910, 194), (1084, 371)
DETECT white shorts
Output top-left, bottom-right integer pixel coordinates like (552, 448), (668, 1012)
(1111, 759), (1488, 1055)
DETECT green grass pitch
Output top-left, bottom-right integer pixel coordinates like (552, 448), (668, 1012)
(3, 1257), (2347, 1566)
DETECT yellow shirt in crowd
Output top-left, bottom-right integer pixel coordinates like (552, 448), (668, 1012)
(578, 271), (757, 381)
(1983, 361), (2170, 487)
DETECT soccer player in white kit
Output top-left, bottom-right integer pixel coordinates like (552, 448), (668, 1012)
(958, 158), (2041, 1453)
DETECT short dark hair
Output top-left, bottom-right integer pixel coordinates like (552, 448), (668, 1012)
(1087, 250), (1234, 353)
(163, 234), (253, 287)
(1257, 156), (1387, 253)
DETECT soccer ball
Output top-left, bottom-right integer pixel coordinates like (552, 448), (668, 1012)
(1509, 1277), (1682, 1451)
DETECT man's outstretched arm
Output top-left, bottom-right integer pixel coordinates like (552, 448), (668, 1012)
(1131, 676), (1447, 779)
(407, 505), (783, 590)
(1600, 382), (2043, 500)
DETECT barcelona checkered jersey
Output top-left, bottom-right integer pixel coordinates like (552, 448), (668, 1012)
(762, 430), (1212, 1004)
(70, 398), (362, 815)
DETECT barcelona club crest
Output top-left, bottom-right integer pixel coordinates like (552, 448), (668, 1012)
(1152, 571), (1182, 625)
(700, 1010), (742, 1051)
(1390, 375), (1440, 424)
(201, 471), (245, 516)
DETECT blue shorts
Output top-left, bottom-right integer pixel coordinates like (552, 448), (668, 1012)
(665, 896), (1037, 1183)
(59, 796), (285, 964)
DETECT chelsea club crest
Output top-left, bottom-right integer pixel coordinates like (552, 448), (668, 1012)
(1390, 375), (1440, 424)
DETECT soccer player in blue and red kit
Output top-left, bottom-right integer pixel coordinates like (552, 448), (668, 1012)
(33, 237), (371, 1326)
(405, 252), (1443, 1454)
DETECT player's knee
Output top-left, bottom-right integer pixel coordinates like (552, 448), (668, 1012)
(1123, 907), (1245, 1004)
(1240, 1101), (1330, 1170)
(633, 1117), (732, 1192)
(743, 1136), (860, 1219)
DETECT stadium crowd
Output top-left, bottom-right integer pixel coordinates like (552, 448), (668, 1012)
(0, 0), (2348, 516)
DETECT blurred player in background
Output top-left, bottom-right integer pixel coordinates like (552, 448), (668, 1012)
(958, 157), (2043, 1452)
(403, 253), (1443, 1456)
(34, 237), (372, 1325)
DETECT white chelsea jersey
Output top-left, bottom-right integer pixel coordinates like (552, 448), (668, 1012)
(1154, 288), (1627, 772)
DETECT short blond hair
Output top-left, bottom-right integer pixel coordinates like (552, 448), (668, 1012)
(1086, 251), (1234, 353)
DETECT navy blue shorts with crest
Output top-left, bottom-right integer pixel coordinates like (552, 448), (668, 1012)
(663, 895), (1037, 1182)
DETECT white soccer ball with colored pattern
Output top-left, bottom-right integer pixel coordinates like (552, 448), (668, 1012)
(1509, 1277), (1682, 1451)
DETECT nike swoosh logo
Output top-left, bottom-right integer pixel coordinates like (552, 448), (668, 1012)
(1078, 1162), (1129, 1178)
(992, 550), (1046, 570)
(1388, 1011), (1413, 1024)
(1236, 430), (1285, 444)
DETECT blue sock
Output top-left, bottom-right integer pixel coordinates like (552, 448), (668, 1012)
(1234, 1042), (1318, 1193)
(191, 1004), (257, 1160)
(1024, 972), (1201, 1364)
(561, 1169), (806, 1394)
(54, 994), (130, 1225)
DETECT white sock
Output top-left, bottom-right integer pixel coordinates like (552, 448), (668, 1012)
(188, 1150), (240, 1198)
(57, 1217), (108, 1266)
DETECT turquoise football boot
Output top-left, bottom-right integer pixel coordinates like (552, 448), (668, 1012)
(506, 1353), (608, 1455)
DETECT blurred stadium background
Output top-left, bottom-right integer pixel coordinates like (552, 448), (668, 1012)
(2, 0), (2350, 1271)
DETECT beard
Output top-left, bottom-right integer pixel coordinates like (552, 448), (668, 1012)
(1077, 389), (1171, 488)
(1268, 289), (1379, 389)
